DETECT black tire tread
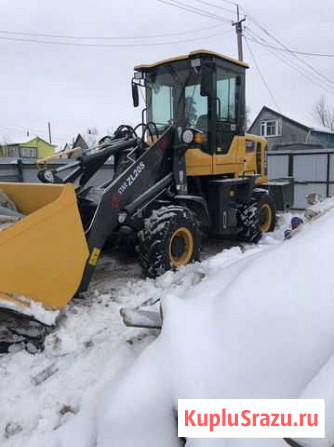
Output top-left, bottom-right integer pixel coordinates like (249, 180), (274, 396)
(136, 205), (200, 278)
(238, 190), (276, 243)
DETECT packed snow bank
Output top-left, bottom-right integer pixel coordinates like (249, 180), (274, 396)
(2, 209), (330, 447)
(0, 258), (158, 447)
(0, 212), (290, 447)
(297, 353), (334, 447)
(48, 209), (334, 447)
(0, 299), (60, 326)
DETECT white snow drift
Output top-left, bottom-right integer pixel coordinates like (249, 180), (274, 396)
(1, 209), (334, 447)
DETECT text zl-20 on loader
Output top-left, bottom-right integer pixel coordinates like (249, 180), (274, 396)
(0, 50), (292, 350)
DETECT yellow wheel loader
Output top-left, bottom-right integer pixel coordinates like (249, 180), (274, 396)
(0, 50), (292, 351)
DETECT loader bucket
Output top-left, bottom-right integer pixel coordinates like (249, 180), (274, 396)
(0, 183), (89, 315)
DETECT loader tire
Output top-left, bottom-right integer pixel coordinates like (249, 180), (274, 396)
(238, 191), (276, 243)
(238, 198), (261, 243)
(136, 206), (200, 278)
(256, 192), (276, 233)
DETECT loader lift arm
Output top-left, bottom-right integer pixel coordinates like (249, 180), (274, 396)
(78, 126), (176, 292)
(38, 130), (139, 187)
(36, 123), (201, 295)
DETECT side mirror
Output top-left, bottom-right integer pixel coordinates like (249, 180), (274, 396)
(200, 65), (212, 97)
(132, 82), (139, 108)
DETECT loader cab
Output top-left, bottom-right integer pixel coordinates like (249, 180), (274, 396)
(133, 50), (265, 180)
(134, 50), (247, 140)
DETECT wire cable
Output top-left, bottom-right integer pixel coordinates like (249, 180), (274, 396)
(244, 27), (334, 96)
(244, 37), (281, 112)
(0, 23), (223, 41)
(244, 24), (334, 94)
(245, 29), (324, 88)
(0, 28), (232, 47)
(243, 12), (334, 91)
(155, 0), (232, 22)
(244, 35), (334, 58)
(189, 0), (236, 15)
(214, 0), (237, 6)
(0, 1), (233, 44)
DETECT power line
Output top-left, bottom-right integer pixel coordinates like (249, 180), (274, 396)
(244, 35), (334, 58)
(244, 27), (334, 96)
(156, 0), (229, 21)
(155, 0), (231, 22)
(244, 37), (281, 112)
(183, 0), (247, 62)
(0, 28), (232, 48)
(189, 0), (236, 15)
(245, 29), (325, 89)
(182, 0), (247, 61)
(0, 1), (234, 46)
(0, 23), (223, 41)
(250, 33), (324, 90)
(243, 13), (334, 91)
(243, 21), (334, 94)
(219, 0), (238, 5)
(265, 31), (334, 90)
(0, 125), (72, 142)
(166, 0), (233, 21)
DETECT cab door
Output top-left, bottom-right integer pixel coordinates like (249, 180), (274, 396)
(184, 80), (213, 176)
(213, 67), (245, 176)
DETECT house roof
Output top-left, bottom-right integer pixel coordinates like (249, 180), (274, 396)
(134, 49), (249, 71)
(72, 134), (89, 150)
(6, 136), (56, 148)
(249, 106), (334, 135)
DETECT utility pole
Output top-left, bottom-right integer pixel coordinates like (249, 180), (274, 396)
(232, 4), (246, 62)
(48, 122), (52, 144)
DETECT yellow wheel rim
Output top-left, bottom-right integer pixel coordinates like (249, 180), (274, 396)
(169, 227), (194, 267)
(259, 203), (273, 233)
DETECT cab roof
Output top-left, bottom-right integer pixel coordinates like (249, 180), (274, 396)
(134, 49), (249, 72)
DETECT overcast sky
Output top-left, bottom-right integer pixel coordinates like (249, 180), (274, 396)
(1, 0), (333, 148)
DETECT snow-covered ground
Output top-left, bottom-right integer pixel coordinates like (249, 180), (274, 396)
(1, 208), (333, 447)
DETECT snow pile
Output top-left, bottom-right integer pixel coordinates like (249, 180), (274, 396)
(298, 354), (334, 447)
(2, 208), (333, 447)
(28, 302), (60, 326)
(42, 208), (334, 447)
(118, 212), (292, 314)
(0, 212), (290, 447)
(0, 299), (60, 326)
(304, 196), (334, 220)
(0, 257), (157, 447)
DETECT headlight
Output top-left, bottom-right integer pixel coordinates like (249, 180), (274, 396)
(44, 170), (55, 182)
(182, 129), (194, 144)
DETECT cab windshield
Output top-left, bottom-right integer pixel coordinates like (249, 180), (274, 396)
(146, 66), (209, 134)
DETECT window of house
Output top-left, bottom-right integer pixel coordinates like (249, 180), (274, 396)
(20, 147), (37, 158)
(7, 146), (20, 157)
(260, 120), (280, 137)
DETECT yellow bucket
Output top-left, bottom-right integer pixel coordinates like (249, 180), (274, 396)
(0, 183), (89, 313)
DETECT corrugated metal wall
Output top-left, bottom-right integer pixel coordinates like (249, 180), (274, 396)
(268, 149), (334, 208)
(0, 158), (114, 187)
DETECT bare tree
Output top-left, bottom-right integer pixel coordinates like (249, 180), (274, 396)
(86, 127), (98, 136)
(313, 96), (334, 131)
(84, 127), (99, 147)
